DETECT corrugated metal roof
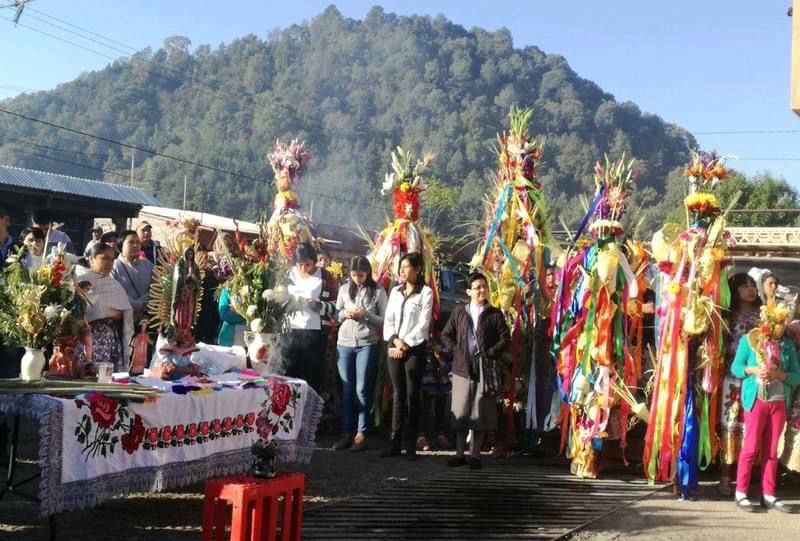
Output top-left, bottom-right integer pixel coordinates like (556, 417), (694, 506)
(0, 165), (161, 206)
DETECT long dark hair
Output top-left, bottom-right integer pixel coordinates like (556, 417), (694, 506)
(729, 272), (761, 314)
(348, 256), (377, 303)
(398, 252), (425, 295)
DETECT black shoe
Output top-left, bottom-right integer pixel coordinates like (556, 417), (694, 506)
(762, 498), (796, 514)
(380, 445), (402, 458)
(468, 457), (483, 470)
(736, 497), (756, 512)
(447, 456), (467, 468)
(405, 445), (418, 461)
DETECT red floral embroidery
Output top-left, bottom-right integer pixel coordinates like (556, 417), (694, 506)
(212, 419), (222, 433)
(121, 415), (146, 454)
(270, 382), (292, 416)
(188, 423), (197, 438)
(87, 393), (119, 429)
(147, 427), (159, 443)
(223, 417), (233, 431)
(175, 424), (185, 441)
(236, 414), (244, 429)
(245, 412), (255, 425)
(200, 421), (209, 436)
(162, 425), (172, 441)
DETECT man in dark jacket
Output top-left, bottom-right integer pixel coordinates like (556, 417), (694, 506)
(441, 272), (510, 469)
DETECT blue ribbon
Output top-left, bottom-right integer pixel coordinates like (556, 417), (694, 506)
(677, 374), (699, 498)
(574, 184), (606, 242)
(481, 184), (513, 265)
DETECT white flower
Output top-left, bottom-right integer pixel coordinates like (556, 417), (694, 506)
(261, 289), (274, 301)
(43, 304), (60, 320)
(60, 308), (70, 320)
(250, 318), (264, 333)
(246, 305), (258, 318)
(273, 286), (288, 303)
(381, 172), (395, 195)
(239, 285), (251, 298)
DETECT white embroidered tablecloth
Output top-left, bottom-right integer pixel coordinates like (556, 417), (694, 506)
(0, 376), (322, 516)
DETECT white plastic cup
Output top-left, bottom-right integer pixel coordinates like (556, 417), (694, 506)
(96, 362), (113, 383)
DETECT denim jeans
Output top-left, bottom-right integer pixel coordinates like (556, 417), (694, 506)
(336, 344), (379, 434)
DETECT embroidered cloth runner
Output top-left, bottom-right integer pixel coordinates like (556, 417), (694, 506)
(0, 376), (321, 516)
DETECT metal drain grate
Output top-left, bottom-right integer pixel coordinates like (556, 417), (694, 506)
(302, 463), (659, 540)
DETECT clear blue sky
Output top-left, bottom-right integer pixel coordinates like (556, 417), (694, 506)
(2, 0), (799, 190)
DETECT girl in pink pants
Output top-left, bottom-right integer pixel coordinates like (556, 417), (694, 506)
(731, 303), (800, 513)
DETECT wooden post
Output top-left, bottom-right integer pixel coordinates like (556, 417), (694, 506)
(793, 0), (800, 115)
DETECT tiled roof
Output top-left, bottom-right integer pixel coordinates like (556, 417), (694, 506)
(0, 165), (161, 206)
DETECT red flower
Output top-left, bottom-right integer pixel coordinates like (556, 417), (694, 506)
(212, 419), (222, 433)
(392, 186), (421, 221)
(245, 412), (256, 426)
(200, 421), (209, 435)
(121, 415), (146, 454)
(223, 417), (233, 431)
(236, 414), (244, 429)
(87, 393), (118, 429)
(188, 423), (197, 438)
(162, 425), (172, 441)
(270, 382), (292, 416)
(147, 427), (159, 443)
(175, 424), (185, 440)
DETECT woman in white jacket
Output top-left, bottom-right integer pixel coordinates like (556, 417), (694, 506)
(381, 252), (433, 460)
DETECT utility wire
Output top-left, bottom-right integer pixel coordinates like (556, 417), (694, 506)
(1, 11), (283, 122)
(693, 129), (800, 135)
(0, 113), (389, 213)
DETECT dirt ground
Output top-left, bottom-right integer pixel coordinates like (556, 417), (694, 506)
(572, 476), (800, 541)
(2, 424), (800, 541)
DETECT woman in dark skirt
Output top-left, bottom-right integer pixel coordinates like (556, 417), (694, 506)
(441, 272), (510, 469)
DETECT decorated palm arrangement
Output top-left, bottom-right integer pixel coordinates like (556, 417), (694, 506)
(644, 149), (733, 497)
(0, 244), (89, 381)
(368, 146), (438, 312)
(549, 153), (644, 479)
(470, 106), (556, 444)
(266, 138), (315, 262)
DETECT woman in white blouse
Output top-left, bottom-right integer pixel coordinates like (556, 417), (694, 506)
(77, 243), (134, 372)
(381, 252), (433, 460)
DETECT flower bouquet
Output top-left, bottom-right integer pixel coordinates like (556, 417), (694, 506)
(226, 259), (297, 372)
(0, 245), (88, 380)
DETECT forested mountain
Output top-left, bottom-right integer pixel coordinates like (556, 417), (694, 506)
(0, 6), (699, 236)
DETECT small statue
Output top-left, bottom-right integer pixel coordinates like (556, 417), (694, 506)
(251, 439), (279, 478)
(160, 246), (201, 357)
(129, 319), (151, 376)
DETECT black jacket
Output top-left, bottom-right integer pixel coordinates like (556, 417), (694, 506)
(441, 304), (510, 379)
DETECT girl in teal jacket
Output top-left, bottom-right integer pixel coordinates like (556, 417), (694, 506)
(730, 304), (800, 513)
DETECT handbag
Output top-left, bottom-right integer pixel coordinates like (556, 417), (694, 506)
(469, 315), (500, 397)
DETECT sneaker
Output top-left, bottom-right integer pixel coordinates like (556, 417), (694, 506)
(332, 434), (353, 450)
(447, 456), (467, 468)
(761, 498), (796, 514)
(349, 433), (367, 452)
(735, 497), (756, 513)
(416, 436), (430, 452)
(436, 434), (451, 450)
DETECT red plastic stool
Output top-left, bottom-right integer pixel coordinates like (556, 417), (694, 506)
(202, 472), (305, 541)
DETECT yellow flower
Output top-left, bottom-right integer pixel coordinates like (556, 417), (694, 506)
(38, 267), (52, 280)
(399, 182), (411, 193)
(667, 282), (681, 295)
(710, 247), (725, 261)
(326, 261), (344, 280)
